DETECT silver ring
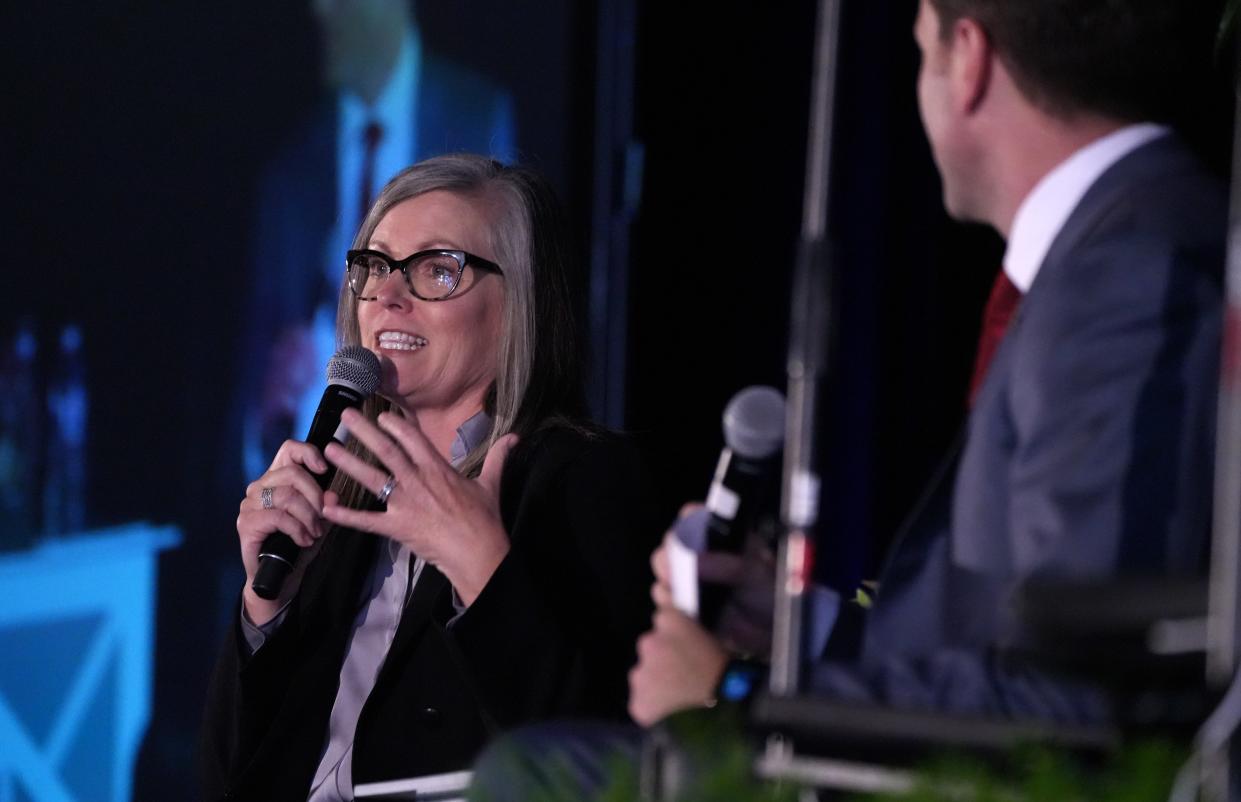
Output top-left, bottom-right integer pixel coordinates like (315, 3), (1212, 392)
(377, 474), (398, 504)
(260, 486), (275, 510)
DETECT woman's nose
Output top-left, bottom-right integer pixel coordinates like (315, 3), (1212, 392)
(373, 269), (413, 308)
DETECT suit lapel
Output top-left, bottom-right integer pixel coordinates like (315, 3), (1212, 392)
(863, 435), (964, 660)
(385, 559), (453, 665)
(297, 526), (380, 636)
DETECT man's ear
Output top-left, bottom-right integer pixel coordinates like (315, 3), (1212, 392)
(949, 16), (993, 114)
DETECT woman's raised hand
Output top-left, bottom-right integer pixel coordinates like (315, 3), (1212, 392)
(323, 408), (517, 606)
(236, 440), (331, 623)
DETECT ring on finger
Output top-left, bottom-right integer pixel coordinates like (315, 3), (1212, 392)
(260, 486), (275, 510)
(377, 474), (398, 505)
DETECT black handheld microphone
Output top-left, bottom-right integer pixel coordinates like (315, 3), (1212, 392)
(698, 385), (786, 629)
(250, 345), (381, 601)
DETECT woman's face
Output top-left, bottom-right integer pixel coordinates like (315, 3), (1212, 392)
(358, 190), (505, 418)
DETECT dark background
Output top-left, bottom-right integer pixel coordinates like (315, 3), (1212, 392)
(2, 0), (1232, 796)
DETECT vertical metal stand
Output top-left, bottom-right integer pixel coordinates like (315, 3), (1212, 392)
(768, 0), (845, 699)
(1203, 45), (1241, 802)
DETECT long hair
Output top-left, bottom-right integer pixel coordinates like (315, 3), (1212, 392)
(331, 154), (585, 507)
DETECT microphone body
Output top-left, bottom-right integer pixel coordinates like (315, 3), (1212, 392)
(703, 448), (779, 552)
(250, 346), (380, 601)
(698, 385), (786, 629)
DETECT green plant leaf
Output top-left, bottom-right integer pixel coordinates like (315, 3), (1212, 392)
(847, 739), (1188, 802)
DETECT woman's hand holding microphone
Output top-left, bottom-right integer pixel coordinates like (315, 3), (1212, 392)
(236, 440), (331, 626)
(235, 406), (518, 625)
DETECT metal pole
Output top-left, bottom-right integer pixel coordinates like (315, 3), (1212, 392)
(769, 0), (844, 697)
(1202, 43), (1241, 802)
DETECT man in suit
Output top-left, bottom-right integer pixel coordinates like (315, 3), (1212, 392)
(234, 0), (515, 482)
(467, 1), (1226, 796)
(627, 0), (1226, 725)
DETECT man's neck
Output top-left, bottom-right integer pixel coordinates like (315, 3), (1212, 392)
(998, 120), (1169, 292)
(989, 111), (1128, 239)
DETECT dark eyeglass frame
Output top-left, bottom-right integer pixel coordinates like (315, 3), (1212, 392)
(345, 248), (504, 302)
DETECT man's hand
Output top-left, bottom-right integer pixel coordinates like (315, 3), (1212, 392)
(628, 607), (728, 727)
(655, 507), (778, 658)
(628, 504), (781, 726)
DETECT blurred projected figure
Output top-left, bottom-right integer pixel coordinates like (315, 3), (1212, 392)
(239, 0), (516, 480)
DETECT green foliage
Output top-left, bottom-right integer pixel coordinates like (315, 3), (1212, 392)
(469, 709), (798, 802)
(470, 717), (1188, 802)
(851, 740), (1187, 802)
(466, 740), (635, 802)
(593, 750), (641, 802)
(605, 708), (798, 802)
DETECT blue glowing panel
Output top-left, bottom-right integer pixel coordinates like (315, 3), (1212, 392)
(0, 615), (104, 746)
(62, 658), (117, 802)
(0, 524), (179, 802)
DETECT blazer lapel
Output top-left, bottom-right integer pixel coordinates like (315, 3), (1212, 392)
(385, 559), (453, 663)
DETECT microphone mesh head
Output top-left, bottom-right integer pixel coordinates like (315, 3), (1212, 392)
(723, 385), (786, 459)
(326, 345), (381, 395)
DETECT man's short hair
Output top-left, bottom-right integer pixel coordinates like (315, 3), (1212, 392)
(927, 0), (1221, 123)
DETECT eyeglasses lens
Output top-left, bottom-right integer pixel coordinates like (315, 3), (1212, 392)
(409, 253), (463, 300)
(348, 253), (390, 298)
(348, 252), (464, 300)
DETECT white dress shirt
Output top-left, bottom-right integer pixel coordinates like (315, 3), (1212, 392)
(1003, 123), (1170, 291)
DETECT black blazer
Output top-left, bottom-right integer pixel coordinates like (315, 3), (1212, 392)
(200, 425), (660, 801)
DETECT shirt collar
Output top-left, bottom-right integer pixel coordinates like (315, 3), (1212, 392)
(383, 408), (492, 562)
(1003, 123), (1170, 292)
(450, 410), (494, 467)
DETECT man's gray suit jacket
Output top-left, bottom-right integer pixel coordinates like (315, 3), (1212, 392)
(812, 134), (1227, 723)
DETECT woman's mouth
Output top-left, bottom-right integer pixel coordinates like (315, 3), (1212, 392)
(377, 331), (428, 352)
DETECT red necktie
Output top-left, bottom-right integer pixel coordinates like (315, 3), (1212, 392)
(359, 121), (385, 228)
(968, 270), (1023, 407)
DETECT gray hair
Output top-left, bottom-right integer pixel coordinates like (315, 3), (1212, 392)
(331, 154), (583, 504)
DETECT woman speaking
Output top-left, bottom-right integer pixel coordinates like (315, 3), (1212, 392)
(201, 155), (659, 800)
